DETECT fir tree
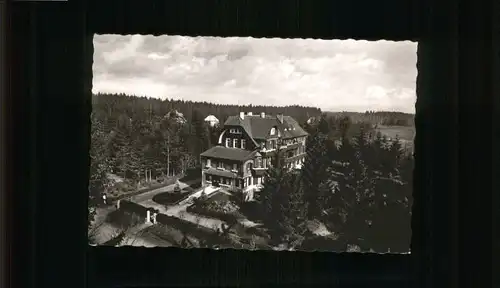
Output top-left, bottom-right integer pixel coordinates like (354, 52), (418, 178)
(259, 150), (291, 245)
(282, 173), (309, 248)
(302, 130), (333, 220)
(88, 113), (111, 235)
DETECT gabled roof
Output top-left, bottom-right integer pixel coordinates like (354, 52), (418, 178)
(200, 146), (258, 161)
(224, 114), (308, 140)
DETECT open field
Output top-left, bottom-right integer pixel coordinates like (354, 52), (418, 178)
(375, 125), (415, 141)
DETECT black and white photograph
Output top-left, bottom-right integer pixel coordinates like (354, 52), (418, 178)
(88, 35), (416, 253)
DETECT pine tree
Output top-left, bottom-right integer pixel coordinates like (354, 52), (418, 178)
(282, 173), (309, 248)
(259, 151), (291, 245)
(189, 109), (209, 165)
(317, 114), (330, 135)
(88, 113), (111, 235)
(89, 113), (111, 199)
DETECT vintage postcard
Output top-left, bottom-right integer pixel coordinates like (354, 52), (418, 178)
(89, 35), (416, 253)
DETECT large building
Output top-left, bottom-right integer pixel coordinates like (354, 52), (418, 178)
(200, 111), (308, 201)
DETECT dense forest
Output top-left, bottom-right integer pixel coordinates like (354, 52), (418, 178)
(89, 93), (414, 252)
(324, 111), (415, 126)
(256, 117), (413, 252)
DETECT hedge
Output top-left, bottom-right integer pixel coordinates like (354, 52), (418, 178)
(109, 176), (179, 201)
(155, 213), (236, 245)
(118, 200), (238, 246)
(119, 200), (159, 217)
(186, 205), (239, 225)
(152, 192), (190, 206)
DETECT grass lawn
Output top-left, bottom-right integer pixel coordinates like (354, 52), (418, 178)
(376, 125), (415, 141)
(152, 191), (191, 206)
(106, 176), (179, 200)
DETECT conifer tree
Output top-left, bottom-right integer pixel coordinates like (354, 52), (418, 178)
(282, 173), (309, 248)
(88, 113), (111, 233)
(302, 130), (334, 220)
(259, 150), (291, 245)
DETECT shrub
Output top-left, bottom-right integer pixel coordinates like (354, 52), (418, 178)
(238, 201), (264, 222)
(245, 226), (270, 239)
(186, 205), (239, 225)
(119, 200), (149, 217)
(154, 213), (230, 244)
(106, 209), (143, 229)
(152, 192), (189, 206)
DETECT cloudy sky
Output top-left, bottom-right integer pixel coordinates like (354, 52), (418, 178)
(93, 35), (417, 113)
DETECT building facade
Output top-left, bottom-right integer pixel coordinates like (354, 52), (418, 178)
(200, 111), (308, 201)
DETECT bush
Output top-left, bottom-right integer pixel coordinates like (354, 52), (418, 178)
(105, 209), (143, 229)
(239, 201), (264, 222)
(186, 205), (239, 225)
(152, 192), (189, 206)
(119, 200), (149, 217)
(245, 226), (269, 239)
(190, 181), (202, 189)
(154, 213), (230, 245)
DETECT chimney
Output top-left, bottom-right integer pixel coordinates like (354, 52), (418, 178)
(239, 112), (245, 120)
(247, 112), (253, 116)
(277, 113), (284, 124)
(261, 112), (266, 118)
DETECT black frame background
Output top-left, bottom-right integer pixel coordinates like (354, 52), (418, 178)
(5, 0), (495, 287)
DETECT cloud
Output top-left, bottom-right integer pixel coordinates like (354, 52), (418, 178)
(93, 35), (417, 113)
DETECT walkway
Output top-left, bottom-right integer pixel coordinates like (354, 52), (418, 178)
(130, 181), (191, 204)
(138, 186), (261, 231)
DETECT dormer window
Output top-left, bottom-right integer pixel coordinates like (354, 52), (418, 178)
(230, 128), (241, 134)
(226, 138), (231, 147)
(270, 127), (276, 135)
(241, 139), (246, 149)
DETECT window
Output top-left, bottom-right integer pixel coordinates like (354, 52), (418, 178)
(241, 139), (246, 149)
(206, 158), (211, 167)
(230, 128), (241, 134)
(233, 163), (237, 171)
(256, 157), (262, 168)
(226, 138), (231, 147)
(234, 138), (239, 148)
(233, 138), (237, 148)
(270, 127), (276, 135)
(218, 161), (223, 169)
